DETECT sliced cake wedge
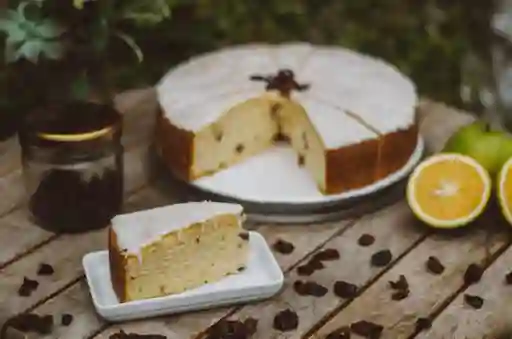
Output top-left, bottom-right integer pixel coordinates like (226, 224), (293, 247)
(108, 202), (248, 303)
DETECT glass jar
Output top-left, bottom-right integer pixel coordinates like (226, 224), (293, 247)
(19, 101), (124, 233)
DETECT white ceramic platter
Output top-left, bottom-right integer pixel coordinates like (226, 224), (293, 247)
(83, 232), (283, 322)
(189, 136), (424, 208)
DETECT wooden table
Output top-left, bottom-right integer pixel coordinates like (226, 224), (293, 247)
(1, 89), (510, 339)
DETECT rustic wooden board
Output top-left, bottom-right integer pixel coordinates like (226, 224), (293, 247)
(416, 241), (512, 339)
(211, 202), (424, 339)
(313, 216), (509, 339)
(0, 94), (487, 339)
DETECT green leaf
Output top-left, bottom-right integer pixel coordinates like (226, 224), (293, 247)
(4, 40), (18, 63)
(119, 0), (171, 27)
(35, 20), (65, 38)
(14, 40), (43, 62)
(114, 30), (143, 62)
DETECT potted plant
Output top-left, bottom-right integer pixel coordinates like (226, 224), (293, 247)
(0, 0), (175, 232)
(0, 0), (173, 140)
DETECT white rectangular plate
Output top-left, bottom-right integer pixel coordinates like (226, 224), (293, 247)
(83, 231), (284, 322)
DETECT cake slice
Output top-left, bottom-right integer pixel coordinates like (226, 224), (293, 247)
(108, 202), (248, 302)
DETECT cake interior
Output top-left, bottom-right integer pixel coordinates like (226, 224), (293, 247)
(109, 203), (248, 302)
(187, 94), (383, 193)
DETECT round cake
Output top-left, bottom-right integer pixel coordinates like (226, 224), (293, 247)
(155, 43), (418, 195)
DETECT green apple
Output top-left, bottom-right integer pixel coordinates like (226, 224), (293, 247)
(443, 121), (512, 176)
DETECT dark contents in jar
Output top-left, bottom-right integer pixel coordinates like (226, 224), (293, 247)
(29, 165), (122, 233)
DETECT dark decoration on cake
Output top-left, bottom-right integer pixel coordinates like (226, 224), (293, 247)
(250, 69), (310, 98)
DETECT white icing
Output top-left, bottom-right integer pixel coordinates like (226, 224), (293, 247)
(296, 95), (377, 147)
(112, 201), (243, 257)
(156, 42), (418, 145)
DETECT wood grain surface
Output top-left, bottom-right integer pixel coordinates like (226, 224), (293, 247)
(2, 91), (503, 339)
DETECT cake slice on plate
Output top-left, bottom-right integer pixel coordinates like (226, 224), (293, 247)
(108, 201), (248, 303)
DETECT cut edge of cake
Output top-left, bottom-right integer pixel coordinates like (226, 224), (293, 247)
(108, 202), (248, 302)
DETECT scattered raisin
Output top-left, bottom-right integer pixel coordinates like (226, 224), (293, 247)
(313, 248), (340, 261)
(238, 232), (249, 241)
(6, 313), (53, 334)
(273, 239), (295, 254)
(464, 294), (484, 309)
(505, 271), (512, 285)
(18, 277), (39, 297)
(415, 317), (432, 332)
(326, 327), (351, 339)
(426, 256), (445, 275)
(235, 144), (245, 154)
(298, 154), (305, 166)
(109, 330), (167, 338)
(370, 250), (392, 267)
(61, 313), (73, 326)
(350, 320), (383, 339)
(293, 280), (328, 297)
(297, 258), (325, 276)
(333, 281), (358, 299)
(37, 263), (54, 276)
(237, 266), (245, 272)
(273, 309), (299, 332)
(358, 234), (375, 247)
(389, 275), (408, 291)
(391, 289), (409, 301)
(463, 263), (483, 285)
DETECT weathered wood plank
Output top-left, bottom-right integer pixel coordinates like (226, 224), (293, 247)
(0, 186), (176, 324)
(312, 217), (509, 339)
(415, 242), (512, 339)
(201, 202), (424, 339)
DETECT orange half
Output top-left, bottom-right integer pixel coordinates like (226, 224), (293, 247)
(498, 157), (512, 225)
(406, 153), (491, 228)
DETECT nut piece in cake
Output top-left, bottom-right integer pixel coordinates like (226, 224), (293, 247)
(108, 202), (248, 302)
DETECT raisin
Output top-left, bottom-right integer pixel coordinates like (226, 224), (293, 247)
(333, 281), (358, 299)
(237, 266), (245, 272)
(273, 309), (299, 332)
(18, 277), (39, 297)
(426, 256), (445, 275)
(293, 281), (328, 297)
(235, 144), (244, 154)
(61, 313), (73, 326)
(389, 275), (408, 291)
(350, 320), (383, 339)
(298, 154), (305, 166)
(326, 327), (351, 339)
(463, 263), (483, 285)
(273, 239), (295, 254)
(415, 317), (432, 332)
(358, 234), (375, 247)
(213, 129), (223, 142)
(109, 330), (167, 338)
(391, 289), (409, 301)
(370, 250), (392, 267)
(505, 271), (512, 285)
(313, 248), (340, 261)
(297, 258), (325, 276)
(37, 263), (54, 276)
(238, 232), (249, 241)
(464, 294), (484, 309)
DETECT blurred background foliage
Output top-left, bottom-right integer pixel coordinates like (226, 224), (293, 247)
(119, 0), (493, 109)
(1, 0), (494, 114)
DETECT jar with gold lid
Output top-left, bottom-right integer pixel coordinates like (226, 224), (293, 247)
(18, 101), (124, 233)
